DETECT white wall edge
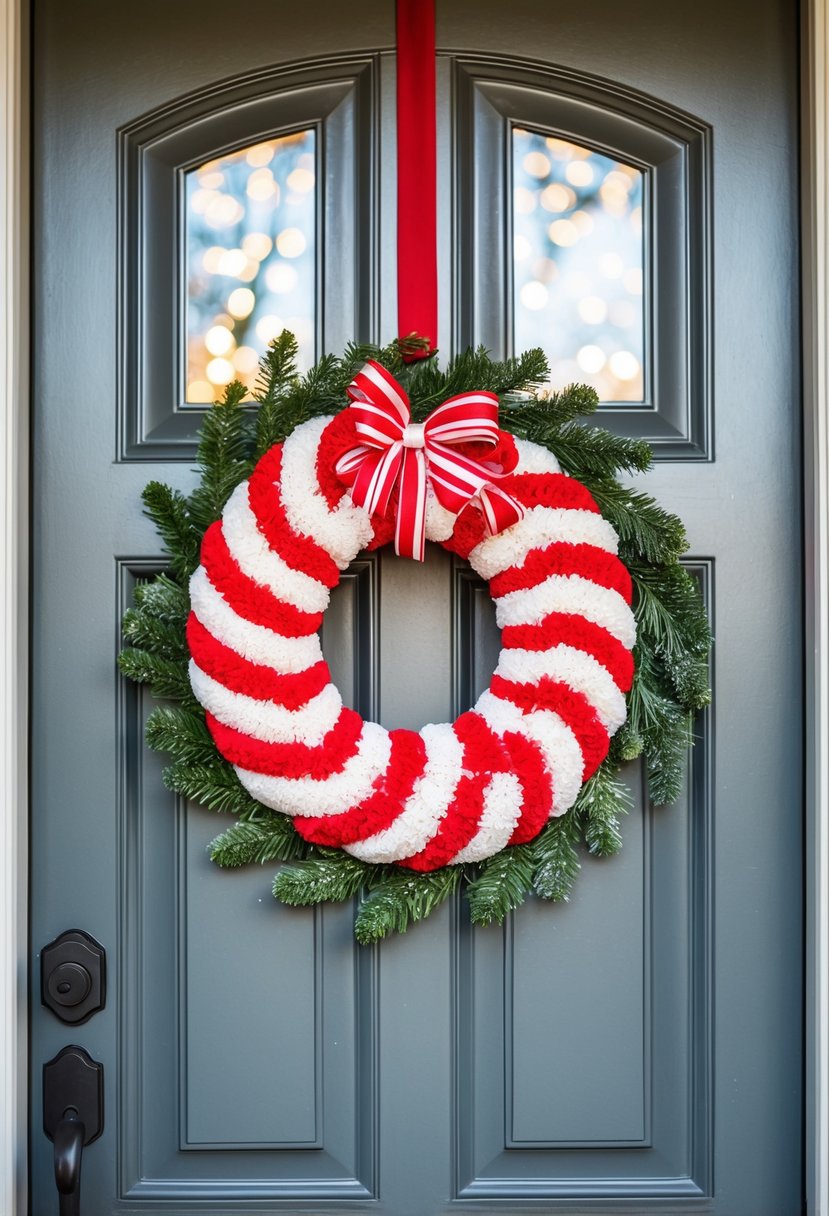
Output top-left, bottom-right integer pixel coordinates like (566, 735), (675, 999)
(0, 0), (28, 1213)
(804, 2), (829, 1213)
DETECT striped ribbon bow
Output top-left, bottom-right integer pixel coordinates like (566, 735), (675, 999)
(335, 361), (525, 561)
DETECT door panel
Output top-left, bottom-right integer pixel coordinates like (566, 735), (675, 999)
(31, 2), (801, 1213)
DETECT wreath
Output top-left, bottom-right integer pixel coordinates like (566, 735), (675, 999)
(120, 333), (711, 942)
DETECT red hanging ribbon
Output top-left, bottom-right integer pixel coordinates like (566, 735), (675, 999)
(396, 0), (438, 357)
(336, 362), (525, 561)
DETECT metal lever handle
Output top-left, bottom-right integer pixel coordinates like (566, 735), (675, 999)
(43, 1045), (103, 1216)
(53, 1110), (84, 1216)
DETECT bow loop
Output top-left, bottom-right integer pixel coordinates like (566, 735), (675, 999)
(335, 361), (524, 560)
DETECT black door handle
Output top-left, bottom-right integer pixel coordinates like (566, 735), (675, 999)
(43, 1046), (103, 1216)
(53, 1110), (84, 1216)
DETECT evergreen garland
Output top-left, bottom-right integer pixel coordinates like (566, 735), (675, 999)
(119, 332), (711, 942)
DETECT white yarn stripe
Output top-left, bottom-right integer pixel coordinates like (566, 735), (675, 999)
(221, 481), (331, 614)
(280, 417), (374, 568)
(234, 720), (392, 817)
(469, 506), (619, 580)
(513, 436), (562, 475)
(189, 663), (342, 744)
(344, 723), (463, 863)
(450, 771), (524, 863)
(424, 482), (457, 542)
(475, 690), (584, 815)
(495, 574), (636, 648)
(494, 645), (628, 732)
(189, 567), (322, 674)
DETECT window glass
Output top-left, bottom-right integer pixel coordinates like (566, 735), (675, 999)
(185, 129), (316, 402)
(513, 127), (644, 402)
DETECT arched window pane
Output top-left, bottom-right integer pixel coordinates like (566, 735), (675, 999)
(513, 127), (644, 402)
(185, 129), (316, 402)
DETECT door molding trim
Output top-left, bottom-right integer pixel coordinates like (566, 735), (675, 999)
(1, 5), (827, 1214)
(803, 5), (829, 1213)
(0, 0), (28, 1214)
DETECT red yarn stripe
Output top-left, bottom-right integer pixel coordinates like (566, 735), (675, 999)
(400, 712), (507, 871)
(205, 706), (363, 778)
(293, 728), (428, 846)
(186, 615), (330, 708)
(490, 542), (633, 603)
(491, 675), (609, 779)
(199, 521), (323, 638)
(315, 411), (359, 509)
(396, 0), (438, 351)
(500, 612), (635, 692)
(502, 730), (554, 844)
(442, 502), (487, 559)
(506, 472), (601, 513)
(248, 446), (341, 588)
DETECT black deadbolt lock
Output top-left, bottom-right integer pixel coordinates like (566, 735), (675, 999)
(41, 931), (106, 1025)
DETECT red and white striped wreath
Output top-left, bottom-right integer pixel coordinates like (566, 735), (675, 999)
(186, 362), (635, 870)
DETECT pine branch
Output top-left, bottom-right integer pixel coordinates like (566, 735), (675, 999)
(118, 648), (194, 704)
(163, 760), (265, 815)
(141, 483), (200, 582)
(273, 854), (377, 906)
(133, 574), (189, 625)
(501, 383), (600, 436)
(338, 339), (406, 387)
(611, 722), (645, 762)
(466, 846), (535, 925)
(210, 815), (307, 867)
(355, 867), (461, 943)
(630, 562), (712, 710)
(645, 709), (693, 805)
(255, 353), (347, 447)
(144, 706), (214, 764)
(530, 812), (582, 901)
(590, 481), (688, 565)
(625, 652), (694, 805)
(253, 332), (300, 456)
(574, 766), (631, 857)
(409, 347), (550, 417)
(546, 422), (653, 479)
(187, 380), (254, 533)
(122, 609), (187, 660)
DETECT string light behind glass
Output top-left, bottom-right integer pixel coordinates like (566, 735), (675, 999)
(513, 128), (644, 402)
(185, 129), (316, 402)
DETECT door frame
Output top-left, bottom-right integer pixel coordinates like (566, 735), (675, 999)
(1, 3), (827, 1212)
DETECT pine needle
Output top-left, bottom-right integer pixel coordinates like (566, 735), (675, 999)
(210, 816), (307, 866)
(355, 868), (461, 943)
(466, 847), (535, 925)
(273, 855), (376, 906)
(530, 813), (582, 901)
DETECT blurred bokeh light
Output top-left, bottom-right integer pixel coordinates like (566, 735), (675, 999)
(513, 128), (644, 402)
(185, 130), (316, 402)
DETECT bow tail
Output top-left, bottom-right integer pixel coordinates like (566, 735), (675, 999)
(479, 484), (525, 536)
(349, 443), (403, 518)
(395, 447), (428, 561)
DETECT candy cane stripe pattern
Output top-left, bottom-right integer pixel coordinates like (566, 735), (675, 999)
(186, 391), (636, 870)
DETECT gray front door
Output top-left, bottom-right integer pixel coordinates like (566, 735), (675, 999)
(30, 2), (802, 1213)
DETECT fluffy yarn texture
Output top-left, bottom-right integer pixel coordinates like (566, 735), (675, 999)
(186, 414), (636, 869)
